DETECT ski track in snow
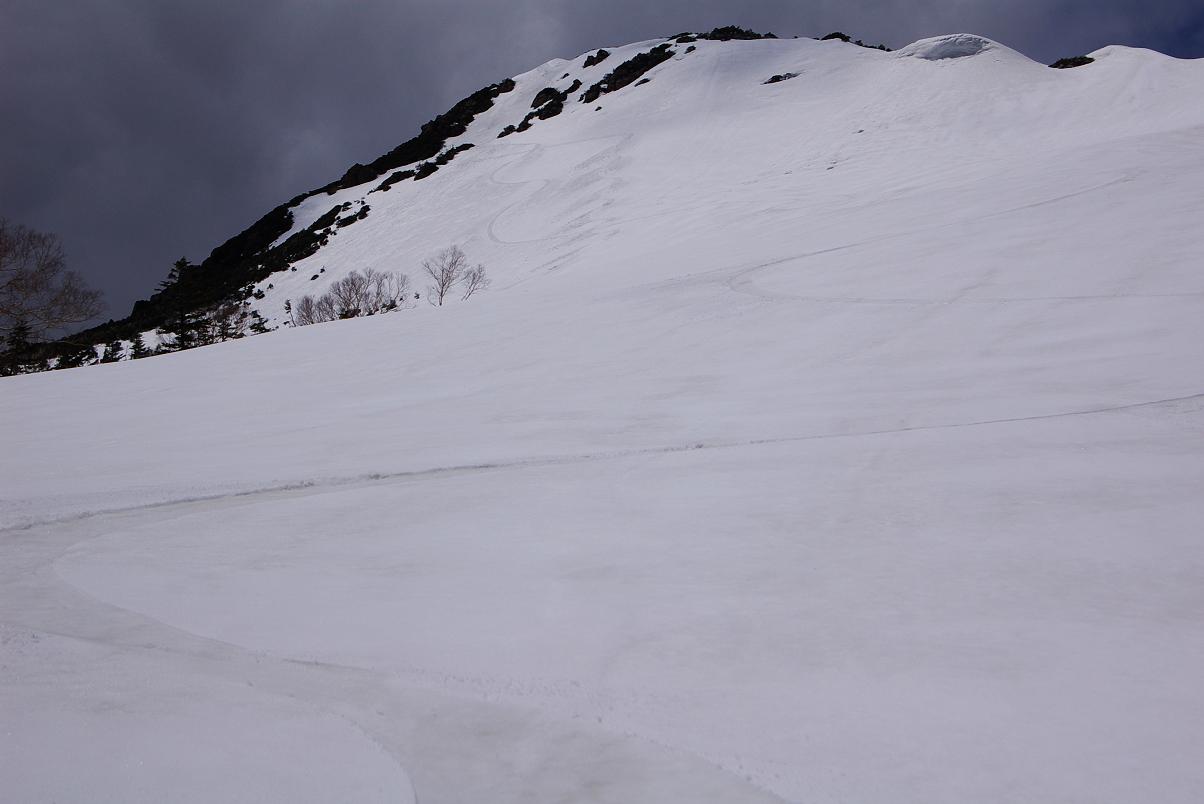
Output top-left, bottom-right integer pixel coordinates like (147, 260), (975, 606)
(2, 510), (789, 804)
(716, 171), (1186, 307)
(4, 383), (1199, 804)
(485, 134), (629, 247)
(486, 144), (553, 246)
(4, 388), (1200, 537)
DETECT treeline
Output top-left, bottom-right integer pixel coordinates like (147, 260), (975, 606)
(288, 269), (410, 326)
(2, 244), (491, 375)
(3, 298), (272, 374)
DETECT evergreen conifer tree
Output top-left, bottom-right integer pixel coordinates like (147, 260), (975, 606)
(3, 320), (33, 375)
(158, 257), (192, 292)
(57, 343), (95, 369)
(170, 308), (202, 351)
(100, 339), (124, 363)
(130, 333), (150, 359)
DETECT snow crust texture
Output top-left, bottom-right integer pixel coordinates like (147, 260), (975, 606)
(896, 33), (999, 60)
(3, 32), (1204, 804)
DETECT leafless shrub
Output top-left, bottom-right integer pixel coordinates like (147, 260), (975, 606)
(460, 264), (490, 300)
(0, 217), (103, 338)
(291, 295), (323, 326)
(329, 270), (371, 318)
(367, 269), (410, 311)
(423, 245), (467, 306)
(289, 268), (411, 326)
(287, 252), (481, 327)
(313, 293), (337, 323)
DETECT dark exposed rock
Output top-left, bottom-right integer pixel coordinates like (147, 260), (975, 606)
(534, 97), (566, 119)
(531, 86), (562, 108)
(336, 204), (371, 228)
(435, 143), (475, 165)
(1050, 55), (1095, 69)
(764, 72), (799, 84)
(580, 44), (674, 104)
(373, 169), (416, 191)
(312, 205), (342, 230)
(369, 144), (473, 191)
(322, 78), (514, 194)
(821, 31), (892, 51)
(672, 27), (776, 43)
(506, 80), (581, 134)
(204, 205), (294, 270)
(698, 26), (776, 41)
(583, 49), (610, 68)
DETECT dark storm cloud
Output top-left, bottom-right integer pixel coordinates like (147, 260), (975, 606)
(2, 0), (1201, 318)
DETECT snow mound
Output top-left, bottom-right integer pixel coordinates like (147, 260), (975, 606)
(1087, 44), (1188, 62)
(897, 34), (998, 60)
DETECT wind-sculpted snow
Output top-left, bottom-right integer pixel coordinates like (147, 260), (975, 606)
(4, 31), (1204, 804)
(896, 33), (1003, 60)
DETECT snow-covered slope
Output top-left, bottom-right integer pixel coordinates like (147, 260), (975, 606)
(238, 33), (1204, 328)
(3, 32), (1204, 804)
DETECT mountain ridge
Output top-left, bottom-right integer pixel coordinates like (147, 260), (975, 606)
(22, 25), (1199, 368)
(38, 26), (1129, 356)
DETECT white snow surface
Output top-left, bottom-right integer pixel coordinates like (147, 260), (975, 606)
(4, 33), (1204, 803)
(896, 33), (1002, 60)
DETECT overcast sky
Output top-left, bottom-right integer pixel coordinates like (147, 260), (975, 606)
(3, 0), (1202, 319)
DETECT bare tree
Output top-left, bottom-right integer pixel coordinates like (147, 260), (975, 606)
(328, 270), (372, 318)
(367, 269), (410, 311)
(291, 295), (320, 326)
(292, 294), (337, 326)
(0, 218), (103, 339)
(330, 268), (413, 317)
(290, 269), (412, 326)
(423, 245), (467, 306)
(460, 264), (490, 300)
(313, 293), (337, 323)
